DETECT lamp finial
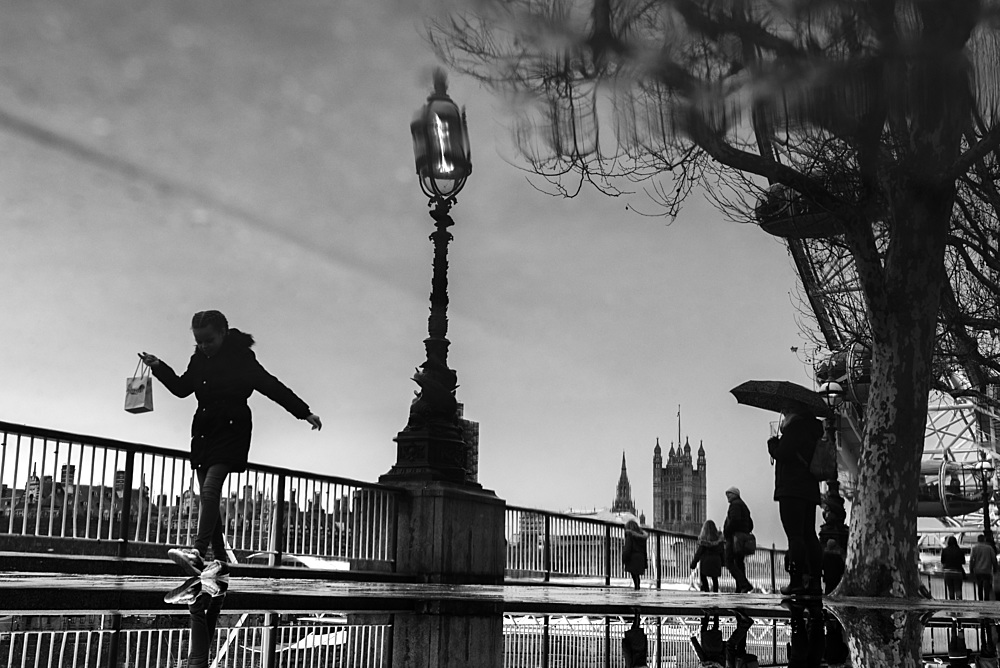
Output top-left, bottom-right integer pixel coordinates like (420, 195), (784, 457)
(433, 68), (448, 96)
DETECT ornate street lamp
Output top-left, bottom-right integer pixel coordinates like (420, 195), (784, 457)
(976, 452), (996, 548)
(819, 381), (845, 410)
(382, 69), (475, 485)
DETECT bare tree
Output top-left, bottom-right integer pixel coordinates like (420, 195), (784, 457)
(432, 1), (1000, 659)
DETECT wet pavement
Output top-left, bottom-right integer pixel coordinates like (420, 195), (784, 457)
(4, 571), (999, 619)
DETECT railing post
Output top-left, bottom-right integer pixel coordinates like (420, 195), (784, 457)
(604, 524), (611, 587)
(269, 475), (286, 567)
(770, 544), (777, 593)
(656, 616), (662, 668)
(772, 618), (778, 664)
(117, 450), (135, 559)
(107, 613), (123, 667)
(604, 616), (611, 668)
(263, 613), (279, 668)
(542, 615), (550, 668)
(655, 533), (662, 590)
(543, 514), (551, 583)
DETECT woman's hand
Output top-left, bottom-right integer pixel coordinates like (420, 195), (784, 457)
(138, 352), (161, 368)
(306, 414), (322, 431)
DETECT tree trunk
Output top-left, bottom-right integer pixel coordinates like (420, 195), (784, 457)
(835, 173), (955, 663)
(836, 608), (925, 667)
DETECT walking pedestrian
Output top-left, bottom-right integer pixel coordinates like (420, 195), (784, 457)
(622, 519), (648, 591)
(690, 519), (725, 592)
(994, 553), (1000, 602)
(722, 487), (754, 593)
(690, 613), (725, 665)
(941, 535), (966, 600)
(969, 534), (996, 601)
(140, 310), (322, 575)
(821, 539), (845, 594)
(767, 402), (824, 596)
(622, 612), (648, 667)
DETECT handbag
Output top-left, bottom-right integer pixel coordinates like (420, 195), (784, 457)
(124, 359), (154, 414)
(734, 531), (757, 556)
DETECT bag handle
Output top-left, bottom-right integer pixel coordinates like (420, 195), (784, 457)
(133, 358), (150, 379)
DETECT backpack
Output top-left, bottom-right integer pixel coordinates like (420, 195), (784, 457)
(802, 434), (837, 481)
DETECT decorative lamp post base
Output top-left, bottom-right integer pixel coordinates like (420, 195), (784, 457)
(381, 427), (476, 486)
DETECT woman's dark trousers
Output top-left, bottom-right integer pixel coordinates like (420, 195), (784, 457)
(195, 464), (232, 561)
(778, 498), (821, 586)
(187, 592), (226, 668)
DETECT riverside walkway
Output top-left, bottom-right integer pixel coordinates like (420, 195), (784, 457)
(5, 567), (1000, 620)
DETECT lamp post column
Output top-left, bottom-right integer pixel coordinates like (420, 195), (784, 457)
(818, 381), (849, 556)
(381, 198), (467, 484)
(982, 468), (995, 550)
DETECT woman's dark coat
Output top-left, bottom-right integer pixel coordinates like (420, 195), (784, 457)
(690, 538), (726, 577)
(767, 414), (824, 505)
(622, 527), (649, 576)
(941, 542), (967, 575)
(152, 329), (311, 472)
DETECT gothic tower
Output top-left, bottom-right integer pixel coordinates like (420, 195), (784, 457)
(611, 452), (637, 515)
(652, 408), (707, 535)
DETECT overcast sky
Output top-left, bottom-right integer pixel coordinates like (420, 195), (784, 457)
(0, 0), (818, 547)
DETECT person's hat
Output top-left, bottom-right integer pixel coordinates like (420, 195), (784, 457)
(725, 486), (741, 497)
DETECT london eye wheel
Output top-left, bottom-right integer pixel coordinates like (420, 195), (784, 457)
(757, 187), (1000, 547)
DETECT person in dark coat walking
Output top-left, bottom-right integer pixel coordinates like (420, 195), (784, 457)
(690, 519), (725, 592)
(140, 310), (322, 575)
(821, 539), (845, 595)
(767, 401), (824, 596)
(941, 535), (966, 600)
(969, 534), (996, 601)
(622, 612), (648, 667)
(622, 519), (648, 591)
(722, 487), (754, 593)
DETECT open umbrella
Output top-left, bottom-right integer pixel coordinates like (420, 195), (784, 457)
(730, 380), (832, 417)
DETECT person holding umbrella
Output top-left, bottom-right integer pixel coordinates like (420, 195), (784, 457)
(768, 401), (825, 595)
(731, 380), (829, 597)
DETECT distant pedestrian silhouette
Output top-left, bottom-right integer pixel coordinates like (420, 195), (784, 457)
(941, 535), (966, 600)
(622, 613), (648, 667)
(821, 539), (845, 594)
(969, 534), (996, 601)
(622, 520), (648, 591)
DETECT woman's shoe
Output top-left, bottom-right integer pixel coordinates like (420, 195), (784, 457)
(164, 576), (202, 605)
(200, 559), (231, 580)
(168, 547), (205, 576)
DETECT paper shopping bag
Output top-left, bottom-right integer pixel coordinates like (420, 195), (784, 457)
(125, 361), (154, 414)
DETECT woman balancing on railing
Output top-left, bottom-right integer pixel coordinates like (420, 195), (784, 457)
(138, 310), (322, 576)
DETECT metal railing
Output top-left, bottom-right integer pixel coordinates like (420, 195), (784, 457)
(0, 421), (399, 569)
(2, 610), (991, 668)
(1, 420), (796, 590)
(503, 613), (789, 668)
(0, 613), (391, 668)
(505, 505), (790, 592)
